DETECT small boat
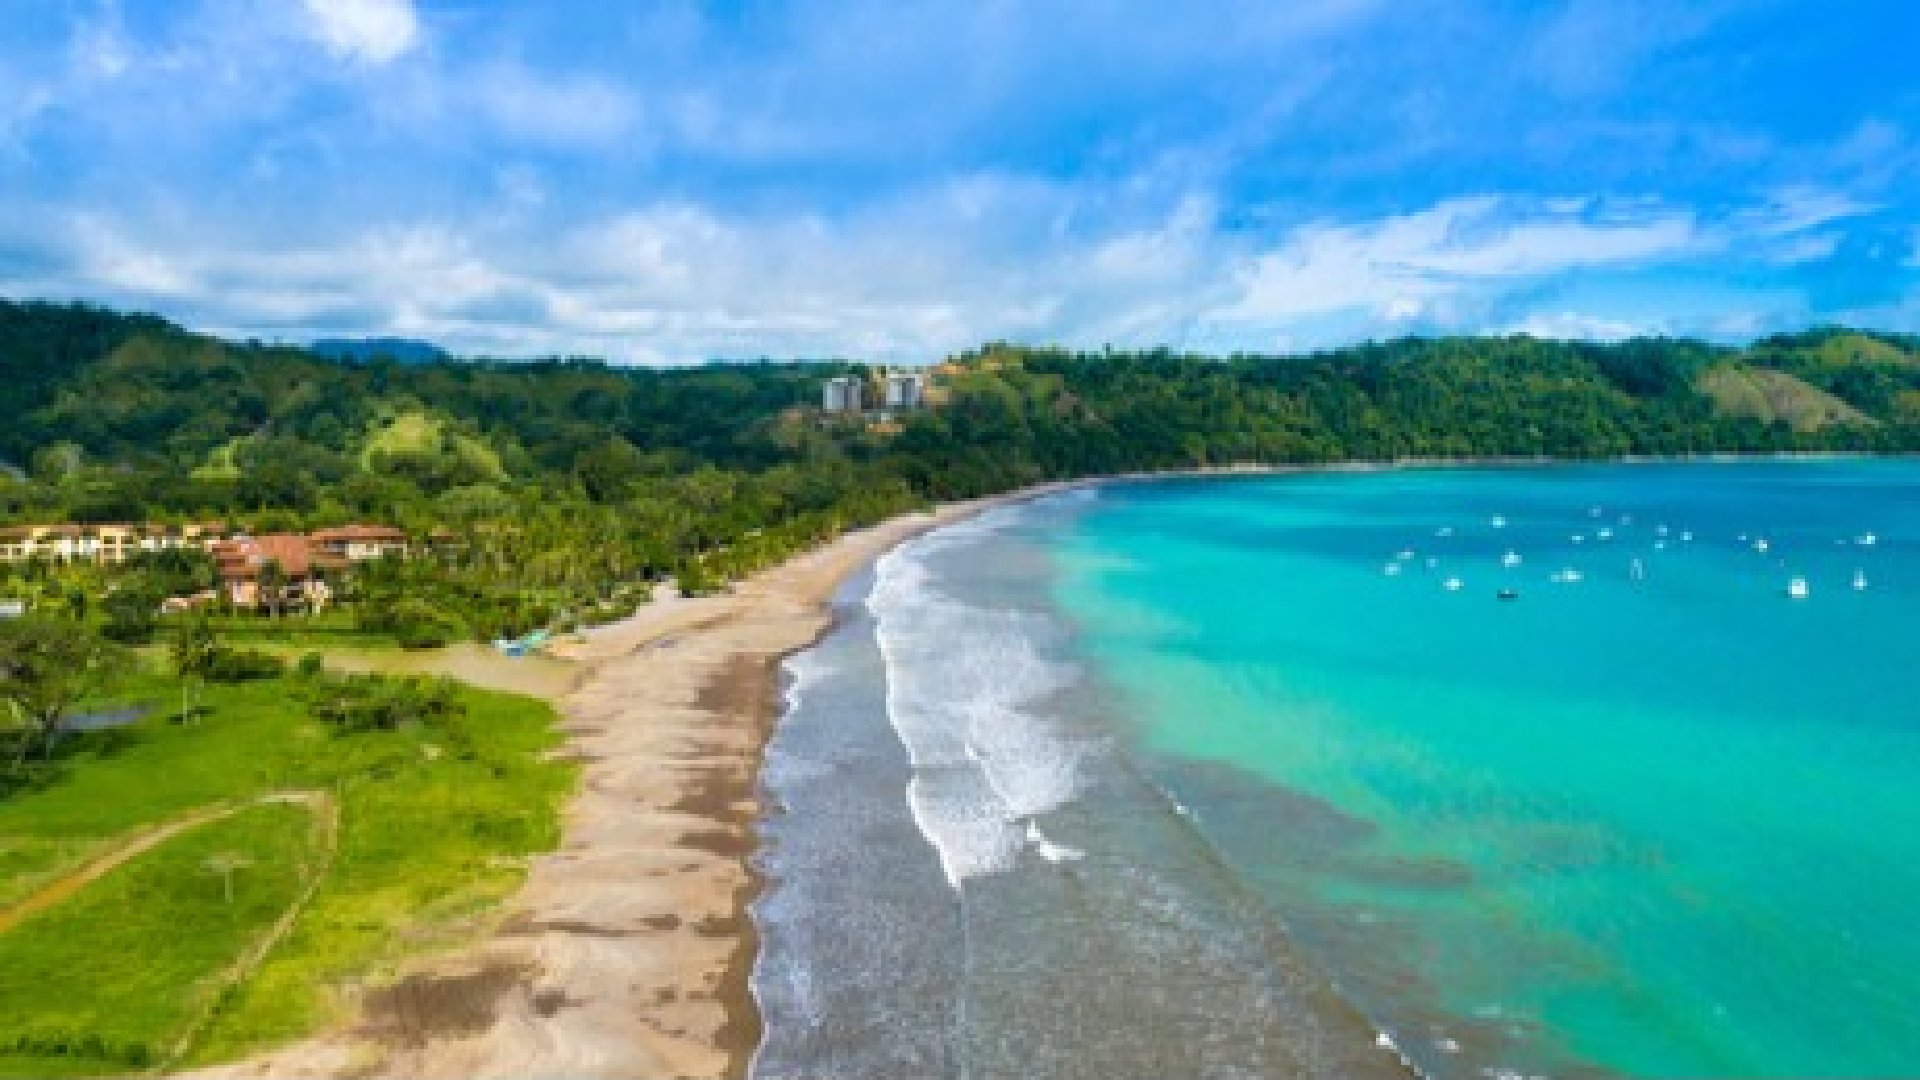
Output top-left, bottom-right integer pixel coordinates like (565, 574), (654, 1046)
(1496, 588), (1520, 601)
(1655, 524), (1669, 537)
(1597, 528), (1613, 541)
(1490, 515), (1508, 529)
(1442, 576), (1464, 592)
(1680, 531), (1694, 542)
(1501, 550), (1522, 568)
(1853, 569), (1868, 591)
(1754, 538), (1770, 554)
(1435, 526), (1455, 538)
(493, 628), (553, 656)
(1858, 532), (1879, 547)
(1630, 558), (1647, 582)
(1549, 568), (1584, 584)
(1383, 562), (1403, 576)
(1786, 576), (1810, 600)
(1396, 549), (1416, 561)
(1571, 533), (1586, 544)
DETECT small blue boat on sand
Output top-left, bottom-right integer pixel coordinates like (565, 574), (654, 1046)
(493, 628), (552, 657)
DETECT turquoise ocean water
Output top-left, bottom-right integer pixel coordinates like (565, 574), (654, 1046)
(1051, 461), (1920, 1077)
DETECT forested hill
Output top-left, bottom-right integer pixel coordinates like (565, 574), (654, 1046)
(5, 296), (1920, 543)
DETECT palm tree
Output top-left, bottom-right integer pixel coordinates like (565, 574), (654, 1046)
(170, 616), (217, 723)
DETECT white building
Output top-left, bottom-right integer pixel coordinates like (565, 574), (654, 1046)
(821, 376), (865, 413)
(0, 522), (232, 565)
(882, 371), (926, 411)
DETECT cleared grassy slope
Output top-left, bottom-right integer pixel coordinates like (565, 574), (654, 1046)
(1697, 364), (1874, 433)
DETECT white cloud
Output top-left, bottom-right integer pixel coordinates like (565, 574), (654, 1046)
(1736, 187), (1873, 238)
(1724, 187), (1872, 265)
(1504, 311), (1650, 341)
(68, 212), (196, 295)
(1215, 196), (1701, 328)
(301, 0), (419, 64)
(465, 63), (639, 147)
(1524, 0), (1720, 99)
(7, 182), (1899, 364)
(1766, 232), (1842, 265)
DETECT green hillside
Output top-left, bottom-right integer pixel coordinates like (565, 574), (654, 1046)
(1697, 364), (1875, 432)
(4, 299), (1920, 633)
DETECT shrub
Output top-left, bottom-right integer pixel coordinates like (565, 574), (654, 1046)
(0, 1030), (153, 1067)
(358, 596), (464, 650)
(306, 673), (464, 733)
(202, 647), (287, 683)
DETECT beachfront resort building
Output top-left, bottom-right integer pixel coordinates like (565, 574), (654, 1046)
(0, 520), (414, 613)
(0, 521), (232, 565)
(312, 525), (409, 562)
(210, 525), (412, 611)
(212, 534), (341, 612)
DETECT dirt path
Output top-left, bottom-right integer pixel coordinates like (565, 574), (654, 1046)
(0, 789), (343, 1074)
(161, 790), (342, 1071)
(0, 802), (244, 937)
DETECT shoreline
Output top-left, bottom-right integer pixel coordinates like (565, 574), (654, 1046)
(192, 481), (1075, 1079)
(198, 450), (1890, 1078)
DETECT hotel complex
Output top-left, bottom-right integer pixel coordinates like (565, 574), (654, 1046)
(820, 368), (929, 416)
(0, 522), (413, 612)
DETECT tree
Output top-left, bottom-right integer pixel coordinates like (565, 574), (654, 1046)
(101, 576), (165, 643)
(0, 618), (125, 766)
(170, 615), (218, 722)
(257, 559), (286, 619)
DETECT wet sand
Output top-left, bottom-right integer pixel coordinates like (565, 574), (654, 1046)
(194, 486), (1064, 1079)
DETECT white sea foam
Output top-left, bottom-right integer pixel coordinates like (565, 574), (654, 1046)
(1024, 820), (1085, 862)
(869, 518), (1091, 889)
(764, 650), (838, 789)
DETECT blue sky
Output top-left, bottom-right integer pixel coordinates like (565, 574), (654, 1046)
(1, 0), (1917, 362)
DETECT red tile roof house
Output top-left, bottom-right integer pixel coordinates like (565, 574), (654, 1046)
(212, 534), (346, 613)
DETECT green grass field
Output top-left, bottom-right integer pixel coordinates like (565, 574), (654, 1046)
(0, 664), (574, 1074)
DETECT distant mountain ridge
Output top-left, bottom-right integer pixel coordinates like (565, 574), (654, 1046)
(3, 299), (1920, 510)
(307, 337), (450, 365)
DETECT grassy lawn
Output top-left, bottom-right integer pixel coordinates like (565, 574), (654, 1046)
(0, 662), (575, 1073)
(0, 804), (314, 1074)
(0, 836), (105, 911)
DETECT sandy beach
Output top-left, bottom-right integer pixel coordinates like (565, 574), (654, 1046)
(197, 485), (1061, 1080)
